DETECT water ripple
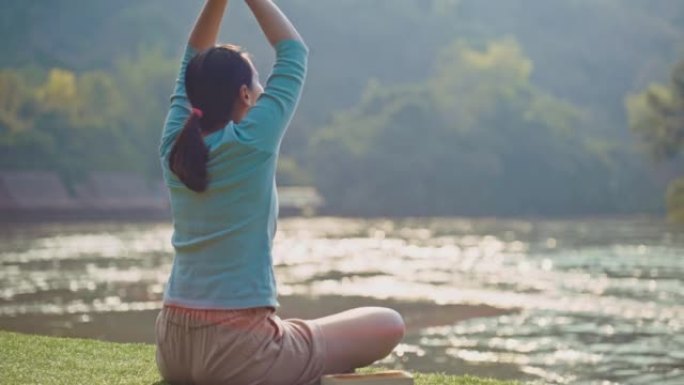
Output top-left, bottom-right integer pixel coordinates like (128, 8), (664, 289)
(0, 217), (682, 384)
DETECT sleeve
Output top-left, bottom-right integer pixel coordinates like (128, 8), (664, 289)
(233, 39), (309, 153)
(159, 44), (200, 158)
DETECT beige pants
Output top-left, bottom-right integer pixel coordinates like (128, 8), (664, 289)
(155, 305), (327, 385)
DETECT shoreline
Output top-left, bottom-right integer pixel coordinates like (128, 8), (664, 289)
(0, 294), (512, 344)
(278, 295), (513, 334)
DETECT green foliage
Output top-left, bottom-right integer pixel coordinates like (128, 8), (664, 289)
(0, 46), (180, 183)
(666, 178), (684, 223)
(277, 155), (313, 186)
(114, 47), (178, 177)
(666, 178), (684, 224)
(627, 61), (684, 161)
(627, 59), (684, 222)
(0, 70), (31, 133)
(310, 39), (649, 216)
(1, 0), (680, 216)
(431, 38), (533, 129)
(0, 67), (138, 182)
(456, 0), (684, 135)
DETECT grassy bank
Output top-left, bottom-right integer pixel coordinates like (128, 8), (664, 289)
(0, 330), (518, 385)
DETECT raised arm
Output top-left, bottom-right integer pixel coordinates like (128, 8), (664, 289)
(160, 0), (229, 157)
(232, 0), (308, 153)
(244, 0), (304, 47)
(189, 0), (229, 52)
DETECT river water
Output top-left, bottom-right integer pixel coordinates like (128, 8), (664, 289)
(0, 217), (682, 384)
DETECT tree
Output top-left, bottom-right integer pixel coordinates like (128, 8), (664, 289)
(627, 60), (684, 222)
(0, 66), (143, 183)
(114, 47), (178, 178)
(667, 179), (684, 223)
(309, 38), (640, 216)
(627, 61), (684, 161)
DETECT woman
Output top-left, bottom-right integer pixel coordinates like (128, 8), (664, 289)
(155, 1), (406, 384)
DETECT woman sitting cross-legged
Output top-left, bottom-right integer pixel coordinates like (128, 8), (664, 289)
(154, 1), (406, 384)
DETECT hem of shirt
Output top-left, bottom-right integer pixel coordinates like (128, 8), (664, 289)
(162, 295), (280, 311)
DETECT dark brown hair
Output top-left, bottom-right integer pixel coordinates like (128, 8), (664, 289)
(169, 45), (253, 192)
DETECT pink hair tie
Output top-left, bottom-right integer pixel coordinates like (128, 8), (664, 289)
(192, 108), (204, 118)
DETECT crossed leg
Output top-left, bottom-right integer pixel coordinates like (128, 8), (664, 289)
(309, 307), (406, 375)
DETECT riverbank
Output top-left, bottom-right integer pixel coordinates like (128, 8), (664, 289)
(0, 330), (518, 385)
(0, 295), (512, 344)
(0, 171), (323, 221)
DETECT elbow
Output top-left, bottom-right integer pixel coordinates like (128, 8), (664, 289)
(285, 37), (310, 56)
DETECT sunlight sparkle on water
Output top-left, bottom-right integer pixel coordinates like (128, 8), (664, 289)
(0, 217), (682, 384)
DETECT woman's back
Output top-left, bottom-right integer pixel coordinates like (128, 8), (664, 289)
(160, 40), (308, 310)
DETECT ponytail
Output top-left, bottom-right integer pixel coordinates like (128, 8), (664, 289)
(168, 109), (209, 192)
(168, 45), (254, 192)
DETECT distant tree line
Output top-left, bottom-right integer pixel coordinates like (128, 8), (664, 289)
(0, 49), (176, 188)
(0, 0), (682, 217)
(628, 60), (684, 223)
(310, 39), (662, 216)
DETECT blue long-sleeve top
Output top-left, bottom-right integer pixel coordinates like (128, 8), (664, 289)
(159, 39), (308, 309)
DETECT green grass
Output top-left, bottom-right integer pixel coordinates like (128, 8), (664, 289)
(0, 330), (518, 385)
